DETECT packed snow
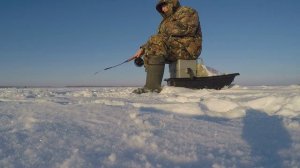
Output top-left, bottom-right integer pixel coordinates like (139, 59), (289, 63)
(1, 85), (300, 168)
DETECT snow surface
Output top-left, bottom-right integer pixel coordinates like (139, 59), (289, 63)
(1, 85), (300, 168)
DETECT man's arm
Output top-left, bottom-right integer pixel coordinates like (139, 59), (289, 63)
(133, 48), (145, 58)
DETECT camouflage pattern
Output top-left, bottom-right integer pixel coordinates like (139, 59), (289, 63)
(142, 0), (202, 65)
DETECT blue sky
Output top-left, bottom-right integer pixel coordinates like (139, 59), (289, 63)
(1, 0), (299, 86)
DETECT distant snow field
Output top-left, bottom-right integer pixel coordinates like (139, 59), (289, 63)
(1, 85), (300, 168)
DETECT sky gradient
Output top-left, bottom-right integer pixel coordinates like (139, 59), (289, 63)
(1, 0), (299, 87)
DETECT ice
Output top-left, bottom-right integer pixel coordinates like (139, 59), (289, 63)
(0, 85), (300, 167)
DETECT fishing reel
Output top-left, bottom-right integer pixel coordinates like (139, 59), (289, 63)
(134, 57), (144, 67)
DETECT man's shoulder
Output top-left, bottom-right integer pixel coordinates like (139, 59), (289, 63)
(177, 6), (197, 13)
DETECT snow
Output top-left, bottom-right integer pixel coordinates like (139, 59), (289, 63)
(0, 85), (300, 167)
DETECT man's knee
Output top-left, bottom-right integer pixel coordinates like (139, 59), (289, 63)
(144, 35), (168, 58)
(149, 34), (167, 44)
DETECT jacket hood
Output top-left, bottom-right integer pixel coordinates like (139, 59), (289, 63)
(156, 0), (181, 17)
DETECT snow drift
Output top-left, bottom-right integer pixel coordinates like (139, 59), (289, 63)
(0, 85), (300, 167)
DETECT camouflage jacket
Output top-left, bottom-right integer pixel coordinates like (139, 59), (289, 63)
(155, 0), (202, 58)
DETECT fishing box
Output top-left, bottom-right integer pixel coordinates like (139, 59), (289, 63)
(165, 60), (239, 90)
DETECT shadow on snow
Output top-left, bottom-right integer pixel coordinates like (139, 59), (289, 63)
(242, 109), (292, 168)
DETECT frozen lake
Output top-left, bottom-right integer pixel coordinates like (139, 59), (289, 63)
(1, 85), (300, 167)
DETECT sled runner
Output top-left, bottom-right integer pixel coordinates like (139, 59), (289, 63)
(164, 60), (239, 90)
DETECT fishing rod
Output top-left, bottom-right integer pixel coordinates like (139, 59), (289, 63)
(94, 56), (144, 75)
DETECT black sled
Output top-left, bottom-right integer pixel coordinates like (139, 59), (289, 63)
(164, 60), (239, 90)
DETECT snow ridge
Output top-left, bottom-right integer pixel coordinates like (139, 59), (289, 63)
(0, 86), (300, 167)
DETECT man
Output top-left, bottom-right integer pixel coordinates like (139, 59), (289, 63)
(133, 0), (202, 94)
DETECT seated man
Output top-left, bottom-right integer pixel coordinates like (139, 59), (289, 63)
(133, 0), (202, 94)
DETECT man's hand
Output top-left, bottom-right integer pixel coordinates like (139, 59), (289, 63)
(133, 48), (145, 58)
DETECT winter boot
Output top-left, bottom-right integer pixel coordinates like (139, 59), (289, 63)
(133, 56), (165, 94)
